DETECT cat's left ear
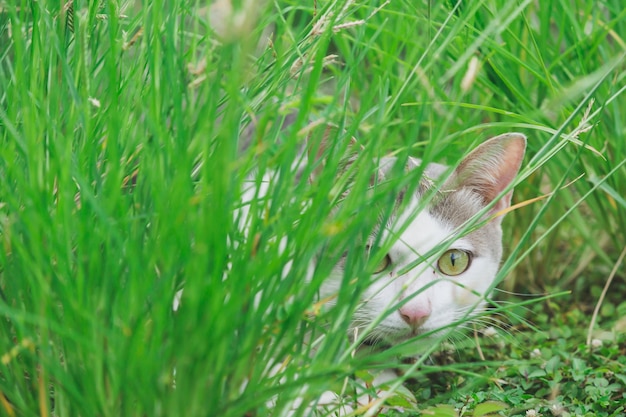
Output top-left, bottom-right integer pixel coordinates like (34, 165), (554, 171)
(305, 122), (360, 180)
(453, 133), (526, 218)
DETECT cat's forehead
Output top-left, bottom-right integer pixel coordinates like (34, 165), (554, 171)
(377, 157), (503, 258)
(390, 200), (456, 254)
(427, 188), (484, 228)
(389, 163), (502, 259)
(401, 158), (490, 227)
(427, 188), (501, 258)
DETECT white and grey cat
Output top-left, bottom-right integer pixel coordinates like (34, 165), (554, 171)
(174, 121), (526, 412)
(316, 132), (527, 347)
(299, 129), (527, 414)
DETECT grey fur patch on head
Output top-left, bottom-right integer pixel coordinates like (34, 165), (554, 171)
(391, 157), (504, 261)
(429, 187), (503, 260)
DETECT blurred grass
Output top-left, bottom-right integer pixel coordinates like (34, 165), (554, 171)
(0, 0), (625, 416)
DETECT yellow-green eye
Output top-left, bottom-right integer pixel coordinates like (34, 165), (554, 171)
(437, 249), (471, 276)
(373, 254), (392, 274)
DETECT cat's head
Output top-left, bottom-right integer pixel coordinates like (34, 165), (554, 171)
(318, 134), (526, 345)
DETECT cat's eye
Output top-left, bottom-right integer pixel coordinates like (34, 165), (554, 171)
(372, 254), (392, 274)
(437, 249), (471, 276)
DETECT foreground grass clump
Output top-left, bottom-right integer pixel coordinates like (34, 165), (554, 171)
(0, 0), (625, 416)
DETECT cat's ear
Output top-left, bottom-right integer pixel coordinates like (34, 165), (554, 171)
(453, 133), (526, 217)
(304, 123), (359, 180)
(306, 124), (350, 164)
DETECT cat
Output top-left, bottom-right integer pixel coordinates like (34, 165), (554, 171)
(173, 119), (526, 414)
(301, 127), (526, 414)
(318, 132), (526, 347)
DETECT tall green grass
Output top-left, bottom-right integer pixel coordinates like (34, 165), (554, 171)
(0, 0), (624, 416)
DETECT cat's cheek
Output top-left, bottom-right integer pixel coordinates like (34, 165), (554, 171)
(454, 287), (482, 307)
(452, 276), (483, 305)
(452, 261), (498, 306)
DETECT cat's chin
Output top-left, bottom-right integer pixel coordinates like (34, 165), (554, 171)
(360, 328), (439, 348)
(390, 331), (437, 345)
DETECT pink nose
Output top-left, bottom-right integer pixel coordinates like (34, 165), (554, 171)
(399, 303), (431, 328)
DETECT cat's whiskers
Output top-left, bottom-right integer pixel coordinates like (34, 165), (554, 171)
(488, 300), (536, 328)
(445, 327), (473, 344)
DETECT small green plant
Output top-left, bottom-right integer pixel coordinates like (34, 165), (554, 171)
(405, 300), (626, 416)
